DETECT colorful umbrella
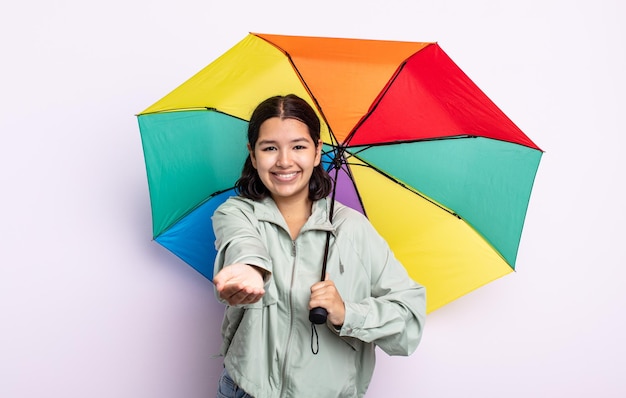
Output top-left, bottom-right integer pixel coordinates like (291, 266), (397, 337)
(137, 33), (542, 313)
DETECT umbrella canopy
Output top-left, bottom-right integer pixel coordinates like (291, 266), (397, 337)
(137, 33), (542, 313)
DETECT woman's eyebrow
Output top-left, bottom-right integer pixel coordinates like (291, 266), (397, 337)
(257, 137), (311, 146)
(256, 139), (277, 146)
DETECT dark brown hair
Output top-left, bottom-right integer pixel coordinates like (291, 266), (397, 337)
(235, 94), (332, 201)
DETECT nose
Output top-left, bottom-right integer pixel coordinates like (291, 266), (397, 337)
(276, 149), (292, 167)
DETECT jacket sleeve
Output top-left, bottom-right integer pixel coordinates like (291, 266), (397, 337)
(212, 198), (273, 302)
(337, 214), (426, 356)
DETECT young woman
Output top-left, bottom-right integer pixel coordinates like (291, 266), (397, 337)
(212, 94), (426, 398)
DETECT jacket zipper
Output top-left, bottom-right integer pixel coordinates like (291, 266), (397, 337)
(279, 239), (298, 397)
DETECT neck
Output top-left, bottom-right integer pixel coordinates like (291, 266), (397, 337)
(273, 196), (313, 240)
(274, 196), (313, 220)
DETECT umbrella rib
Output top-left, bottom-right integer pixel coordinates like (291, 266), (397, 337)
(203, 107), (250, 123)
(322, 135), (474, 166)
(137, 107), (250, 123)
(159, 186), (238, 237)
(351, 134), (479, 148)
(322, 146), (459, 219)
(342, 55), (412, 147)
(254, 34), (340, 148)
(347, 153), (461, 219)
(349, 134), (542, 151)
(335, 156), (370, 219)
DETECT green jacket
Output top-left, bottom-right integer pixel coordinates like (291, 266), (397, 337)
(213, 196), (426, 398)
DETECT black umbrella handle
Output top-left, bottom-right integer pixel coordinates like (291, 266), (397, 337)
(309, 306), (328, 324)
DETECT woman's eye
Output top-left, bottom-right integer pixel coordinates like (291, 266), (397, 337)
(294, 145), (306, 150)
(261, 146), (277, 151)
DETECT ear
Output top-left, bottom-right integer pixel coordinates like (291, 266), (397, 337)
(314, 139), (322, 166)
(248, 143), (257, 169)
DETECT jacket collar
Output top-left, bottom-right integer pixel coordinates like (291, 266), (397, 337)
(253, 197), (336, 235)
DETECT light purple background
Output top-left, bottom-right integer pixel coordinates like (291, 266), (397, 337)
(2, 1), (624, 396)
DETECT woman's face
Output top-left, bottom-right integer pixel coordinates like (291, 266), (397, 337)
(249, 117), (322, 206)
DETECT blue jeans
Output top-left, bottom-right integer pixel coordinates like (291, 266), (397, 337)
(217, 368), (254, 398)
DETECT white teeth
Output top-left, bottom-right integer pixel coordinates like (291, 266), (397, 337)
(276, 172), (297, 178)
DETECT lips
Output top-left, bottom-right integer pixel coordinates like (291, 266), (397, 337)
(271, 171), (301, 182)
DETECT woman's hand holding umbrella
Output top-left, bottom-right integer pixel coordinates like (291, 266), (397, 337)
(214, 263), (266, 305)
(309, 275), (345, 327)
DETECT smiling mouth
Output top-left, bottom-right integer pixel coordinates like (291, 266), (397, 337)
(273, 171), (299, 180)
